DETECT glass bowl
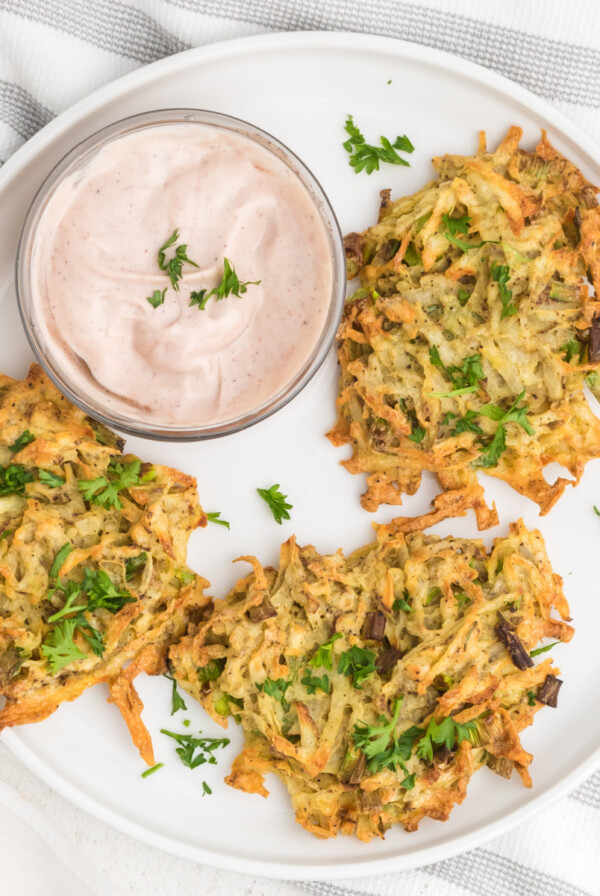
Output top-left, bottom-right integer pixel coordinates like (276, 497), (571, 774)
(15, 109), (346, 441)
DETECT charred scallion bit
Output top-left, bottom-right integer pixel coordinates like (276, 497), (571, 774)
(494, 614), (533, 671)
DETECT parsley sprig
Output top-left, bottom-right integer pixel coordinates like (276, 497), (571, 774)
(78, 458), (142, 510)
(338, 645), (377, 689)
(491, 262), (517, 318)
(428, 346), (485, 398)
(9, 430), (35, 453)
(343, 115), (414, 175)
(189, 258), (261, 310)
(441, 213), (495, 252)
(147, 288), (167, 309)
(38, 470), (65, 488)
(157, 229), (199, 290)
(352, 698), (416, 788)
(41, 546), (136, 674)
(160, 727), (230, 770)
(0, 464), (34, 496)
(476, 390), (534, 468)
(164, 673), (188, 714)
(257, 483), (292, 525)
(257, 676), (292, 711)
(415, 716), (478, 761)
(308, 633), (342, 671)
(300, 670), (331, 695)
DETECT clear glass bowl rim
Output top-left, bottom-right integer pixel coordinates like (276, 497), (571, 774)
(15, 108), (347, 441)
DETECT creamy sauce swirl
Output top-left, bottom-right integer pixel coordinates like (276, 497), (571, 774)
(31, 122), (333, 426)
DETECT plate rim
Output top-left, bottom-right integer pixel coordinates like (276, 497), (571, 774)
(2, 29), (600, 881)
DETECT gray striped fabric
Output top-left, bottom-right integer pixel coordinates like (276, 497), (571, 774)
(1, 2), (599, 895)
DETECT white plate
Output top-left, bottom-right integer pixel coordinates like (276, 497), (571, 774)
(2, 31), (600, 880)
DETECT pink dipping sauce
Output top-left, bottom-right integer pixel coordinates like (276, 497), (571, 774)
(30, 122), (334, 427)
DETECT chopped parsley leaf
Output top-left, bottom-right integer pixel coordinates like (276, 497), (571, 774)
(476, 390), (534, 468)
(160, 728), (230, 770)
(0, 464), (35, 496)
(416, 716), (478, 761)
(164, 673), (188, 714)
(257, 483), (292, 525)
(78, 458), (142, 510)
(189, 258), (260, 310)
(343, 115), (414, 175)
(441, 212), (470, 236)
(308, 633), (342, 671)
(490, 262), (517, 319)
(125, 552), (147, 579)
(41, 618), (86, 673)
(560, 339), (581, 363)
(146, 288), (167, 309)
(337, 645), (377, 688)
(300, 670), (330, 695)
(38, 470), (65, 488)
(427, 346), (484, 398)
(9, 430), (35, 453)
(50, 543), (73, 579)
(157, 229), (199, 290)
(258, 676), (291, 710)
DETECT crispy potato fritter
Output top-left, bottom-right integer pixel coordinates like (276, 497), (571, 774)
(0, 365), (209, 764)
(328, 127), (600, 525)
(169, 490), (573, 841)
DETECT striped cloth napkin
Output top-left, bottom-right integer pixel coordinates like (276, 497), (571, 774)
(1, 2), (599, 896)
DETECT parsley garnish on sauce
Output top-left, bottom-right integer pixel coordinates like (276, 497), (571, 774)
(157, 229), (199, 290)
(427, 346), (485, 398)
(343, 115), (414, 175)
(257, 483), (292, 525)
(160, 728), (230, 770)
(147, 288), (167, 309)
(189, 258), (261, 310)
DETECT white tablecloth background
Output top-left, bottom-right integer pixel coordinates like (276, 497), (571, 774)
(1, 2), (600, 894)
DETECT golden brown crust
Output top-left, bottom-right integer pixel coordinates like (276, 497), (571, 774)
(328, 127), (600, 522)
(170, 496), (572, 841)
(0, 365), (210, 762)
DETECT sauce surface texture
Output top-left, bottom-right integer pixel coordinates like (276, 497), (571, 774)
(31, 122), (333, 426)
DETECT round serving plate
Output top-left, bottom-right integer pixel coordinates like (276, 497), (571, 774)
(1, 31), (600, 880)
